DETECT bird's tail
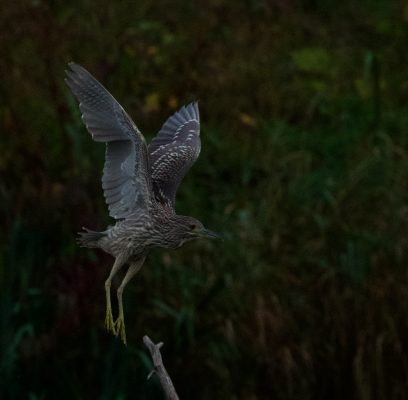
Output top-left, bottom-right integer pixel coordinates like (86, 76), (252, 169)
(77, 227), (106, 248)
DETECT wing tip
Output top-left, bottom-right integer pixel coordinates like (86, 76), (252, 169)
(65, 63), (82, 88)
(65, 62), (92, 84)
(65, 61), (77, 75)
(182, 101), (200, 121)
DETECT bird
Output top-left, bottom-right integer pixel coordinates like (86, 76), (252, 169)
(65, 62), (220, 344)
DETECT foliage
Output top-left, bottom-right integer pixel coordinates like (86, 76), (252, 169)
(1, 1), (408, 399)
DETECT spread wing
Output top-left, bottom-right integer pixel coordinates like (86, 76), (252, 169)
(65, 62), (152, 219)
(148, 103), (201, 209)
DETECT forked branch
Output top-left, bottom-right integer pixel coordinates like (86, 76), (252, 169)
(143, 335), (180, 400)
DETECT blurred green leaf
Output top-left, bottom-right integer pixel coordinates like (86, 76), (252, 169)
(291, 47), (332, 74)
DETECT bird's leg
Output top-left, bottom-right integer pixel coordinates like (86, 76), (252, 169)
(104, 256), (126, 334)
(114, 256), (145, 344)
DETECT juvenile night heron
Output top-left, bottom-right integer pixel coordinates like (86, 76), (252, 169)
(65, 63), (219, 344)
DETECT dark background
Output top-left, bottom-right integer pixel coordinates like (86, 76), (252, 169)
(1, 1), (408, 399)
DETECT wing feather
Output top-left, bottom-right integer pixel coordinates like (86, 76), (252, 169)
(65, 62), (152, 219)
(148, 103), (201, 209)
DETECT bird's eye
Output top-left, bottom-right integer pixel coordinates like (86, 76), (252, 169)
(189, 224), (196, 230)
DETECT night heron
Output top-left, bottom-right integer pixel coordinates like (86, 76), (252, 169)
(65, 63), (219, 344)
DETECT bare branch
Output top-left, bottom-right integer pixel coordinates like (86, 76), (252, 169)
(143, 335), (180, 400)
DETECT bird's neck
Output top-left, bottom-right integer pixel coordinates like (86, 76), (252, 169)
(151, 211), (189, 249)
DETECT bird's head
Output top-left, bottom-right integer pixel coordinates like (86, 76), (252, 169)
(173, 215), (221, 246)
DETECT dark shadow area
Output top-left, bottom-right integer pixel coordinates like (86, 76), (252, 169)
(1, 1), (408, 398)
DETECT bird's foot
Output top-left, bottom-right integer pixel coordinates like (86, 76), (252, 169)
(104, 305), (116, 334)
(114, 315), (127, 345)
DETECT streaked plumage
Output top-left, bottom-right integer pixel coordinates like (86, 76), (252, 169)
(65, 63), (219, 344)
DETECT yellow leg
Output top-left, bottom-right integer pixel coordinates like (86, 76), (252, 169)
(114, 256), (145, 344)
(104, 281), (115, 333)
(104, 257), (125, 334)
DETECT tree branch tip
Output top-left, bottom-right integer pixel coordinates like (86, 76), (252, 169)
(143, 334), (179, 400)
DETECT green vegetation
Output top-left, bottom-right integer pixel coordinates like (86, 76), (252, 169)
(1, 1), (408, 398)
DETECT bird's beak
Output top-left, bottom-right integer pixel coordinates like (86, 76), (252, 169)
(199, 228), (222, 240)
